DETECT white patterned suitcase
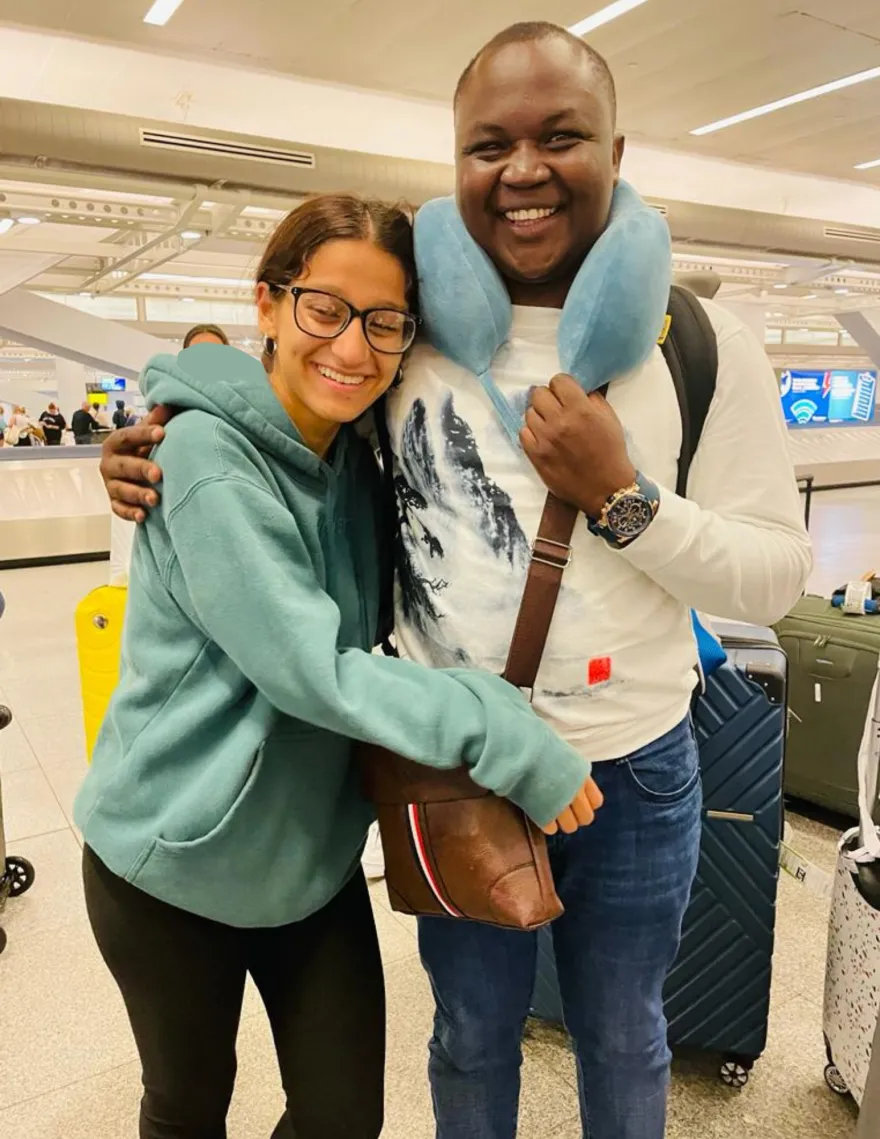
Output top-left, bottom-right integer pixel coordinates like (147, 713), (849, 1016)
(823, 664), (880, 1108)
(860, 1012), (880, 1137)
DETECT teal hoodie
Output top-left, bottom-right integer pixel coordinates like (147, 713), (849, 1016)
(75, 344), (591, 928)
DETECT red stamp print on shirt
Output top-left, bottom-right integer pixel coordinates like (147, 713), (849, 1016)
(588, 657), (612, 686)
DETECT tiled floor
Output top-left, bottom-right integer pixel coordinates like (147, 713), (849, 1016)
(0, 486), (876, 1138)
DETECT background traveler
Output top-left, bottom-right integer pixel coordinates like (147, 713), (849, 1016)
(71, 401), (99, 445)
(39, 402), (67, 446)
(183, 323), (229, 348)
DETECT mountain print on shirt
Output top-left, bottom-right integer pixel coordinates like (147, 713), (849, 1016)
(394, 394), (529, 650)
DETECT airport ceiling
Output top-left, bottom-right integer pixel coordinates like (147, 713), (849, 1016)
(1, 0), (879, 183)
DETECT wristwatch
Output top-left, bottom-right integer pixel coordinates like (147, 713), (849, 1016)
(587, 472), (660, 549)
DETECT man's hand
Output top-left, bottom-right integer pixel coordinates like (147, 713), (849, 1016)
(521, 374), (637, 519)
(542, 775), (604, 836)
(101, 405), (174, 523)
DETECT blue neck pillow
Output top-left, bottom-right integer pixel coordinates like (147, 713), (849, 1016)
(414, 180), (672, 444)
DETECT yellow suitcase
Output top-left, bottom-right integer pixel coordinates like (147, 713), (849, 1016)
(75, 586), (128, 760)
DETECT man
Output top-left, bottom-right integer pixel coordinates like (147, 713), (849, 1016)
(112, 399), (128, 430)
(39, 402), (67, 446)
(71, 401), (99, 445)
(98, 22), (811, 1139)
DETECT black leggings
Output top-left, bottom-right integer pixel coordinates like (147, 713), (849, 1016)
(83, 846), (385, 1139)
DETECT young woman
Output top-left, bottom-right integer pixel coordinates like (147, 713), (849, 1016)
(75, 193), (598, 1139)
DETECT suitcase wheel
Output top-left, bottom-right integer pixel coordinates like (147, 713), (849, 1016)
(3, 856), (36, 898)
(720, 1056), (753, 1089)
(824, 1063), (850, 1098)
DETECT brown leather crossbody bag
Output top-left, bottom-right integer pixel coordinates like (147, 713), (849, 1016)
(359, 491), (578, 931)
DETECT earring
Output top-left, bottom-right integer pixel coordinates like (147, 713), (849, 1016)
(391, 365), (404, 389)
(264, 336), (276, 358)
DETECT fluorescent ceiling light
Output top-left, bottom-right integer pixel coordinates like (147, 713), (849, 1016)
(569, 0), (651, 37)
(0, 218), (14, 235)
(143, 0), (185, 26)
(855, 157), (880, 171)
(835, 288), (849, 294)
(803, 294), (818, 300)
(773, 283), (787, 289)
(16, 216), (40, 225)
(692, 65), (880, 136)
(180, 230), (202, 240)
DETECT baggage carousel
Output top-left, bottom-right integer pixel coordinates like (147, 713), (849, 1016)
(0, 445), (110, 569)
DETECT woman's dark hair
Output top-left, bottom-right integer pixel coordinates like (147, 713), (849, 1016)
(256, 193), (417, 370)
(183, 323), (230, 349)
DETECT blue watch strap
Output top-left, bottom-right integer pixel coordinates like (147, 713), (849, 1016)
(587, 472), (660, 548)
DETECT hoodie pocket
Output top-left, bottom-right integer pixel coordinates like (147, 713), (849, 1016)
(131, 742), (267, 915)
(130, 725), (363, 926)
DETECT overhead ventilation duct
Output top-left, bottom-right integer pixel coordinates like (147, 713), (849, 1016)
(139, 129), (316, 169)
(4, 96), (880, 262)
(0, 97), (453, 205)
(649, 198), (880, 266)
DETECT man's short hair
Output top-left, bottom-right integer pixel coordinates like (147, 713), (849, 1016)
(454, 21), (617, 123)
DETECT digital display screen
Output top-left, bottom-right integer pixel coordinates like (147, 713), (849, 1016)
(777, 369), (877, 426)
(100, 378), (126, 391)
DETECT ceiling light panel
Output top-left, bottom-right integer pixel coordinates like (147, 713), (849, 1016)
(855, 158), (880, 171)
(569, 0), (651, 37)
(143, 0), (185, 26)
(692, 65), (880, 137)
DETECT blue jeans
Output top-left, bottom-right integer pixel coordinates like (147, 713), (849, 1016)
(418, 716), (702, 1139)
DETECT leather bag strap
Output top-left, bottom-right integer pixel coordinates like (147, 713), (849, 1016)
(502, 491), (579, 693)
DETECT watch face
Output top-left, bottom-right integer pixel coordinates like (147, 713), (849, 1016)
(607, 494), (654, 538)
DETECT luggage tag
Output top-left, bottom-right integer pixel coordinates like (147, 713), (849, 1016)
(780, 822), (834, 899)
(843, 580), (873, 616)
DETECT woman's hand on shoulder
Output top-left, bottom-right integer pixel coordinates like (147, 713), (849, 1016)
(100, 405), (174, 523)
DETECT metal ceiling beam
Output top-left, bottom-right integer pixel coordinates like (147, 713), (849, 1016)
(782, 260), (850, 286)
(87, 196), (249, 296)
(0, 185), (181, 228)
(0, 163), (303, 215)
(77, 191), (208, 294)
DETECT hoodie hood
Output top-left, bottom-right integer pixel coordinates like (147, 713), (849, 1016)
(141, 343), (329, 477)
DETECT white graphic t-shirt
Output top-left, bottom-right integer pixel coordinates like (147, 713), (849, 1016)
(386, 302), (811, 762)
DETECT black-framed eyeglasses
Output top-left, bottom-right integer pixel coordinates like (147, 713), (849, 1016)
(273, 285), (419, 355)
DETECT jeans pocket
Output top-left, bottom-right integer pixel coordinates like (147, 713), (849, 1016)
(619, 717), (700, 803)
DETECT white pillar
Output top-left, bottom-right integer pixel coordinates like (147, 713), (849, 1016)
(55, 358), (91, 423)
(0, 288), (165, 378)
(836, 308), (880, 371)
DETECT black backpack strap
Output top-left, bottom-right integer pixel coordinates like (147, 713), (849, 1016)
(373, 397), (400, 656)
(660, 284), (719, 497)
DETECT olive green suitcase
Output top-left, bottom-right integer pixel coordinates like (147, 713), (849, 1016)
(775, 596), (880, 818)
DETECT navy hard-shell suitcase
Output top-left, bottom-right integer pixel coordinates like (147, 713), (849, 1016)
(531, 623), (787, 1087)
